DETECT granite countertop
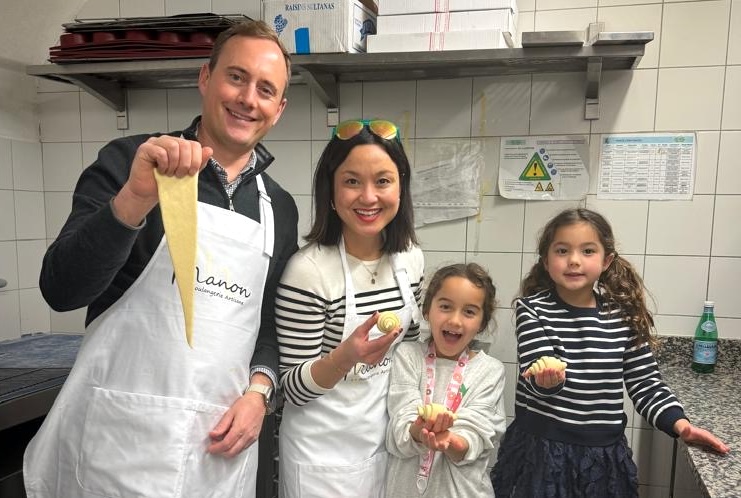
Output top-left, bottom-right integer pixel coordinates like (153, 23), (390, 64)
(657, 337), (741, 498)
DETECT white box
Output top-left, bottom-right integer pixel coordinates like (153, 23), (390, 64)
(376, 0), (517, 15)
(262, 0), (377, 53)
(376, 9), (517, 39)
(367, 29), (507, 52)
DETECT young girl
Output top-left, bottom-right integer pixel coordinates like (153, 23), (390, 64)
(492, 208), (729, 498)
(385, 263), (506, 498)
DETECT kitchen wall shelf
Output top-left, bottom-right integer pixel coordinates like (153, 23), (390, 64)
(27, 27), (652, 126)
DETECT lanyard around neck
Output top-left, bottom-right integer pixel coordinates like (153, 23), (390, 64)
(417, 341), (470, 493)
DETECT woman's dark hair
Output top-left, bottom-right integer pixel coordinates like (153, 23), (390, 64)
(305, 126), (417, 253)
(422, 263), (497, 333)
(520, 207), (656, 348)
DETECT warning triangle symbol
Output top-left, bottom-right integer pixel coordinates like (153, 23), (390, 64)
(534, 182), (544, 191)
(519, 153), (551, 181)
(545, 183), (554, 191)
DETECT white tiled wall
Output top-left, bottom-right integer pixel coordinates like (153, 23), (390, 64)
(0, 0), (739, 492)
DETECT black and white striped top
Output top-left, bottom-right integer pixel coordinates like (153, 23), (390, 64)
(514, 289), (686, 445)
(276, 243), (424, 406)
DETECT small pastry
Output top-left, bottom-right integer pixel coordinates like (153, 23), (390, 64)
(377, 311), (401, 334)
(417, 403), (457, 422)
(526, 355), (568, 376)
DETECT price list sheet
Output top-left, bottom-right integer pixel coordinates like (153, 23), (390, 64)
(597, 133), (696, 200)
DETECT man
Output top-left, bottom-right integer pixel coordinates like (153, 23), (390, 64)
(24, 20), (297, 498)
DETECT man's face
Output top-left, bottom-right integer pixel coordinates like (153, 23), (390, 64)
(198, 36), (288, 156)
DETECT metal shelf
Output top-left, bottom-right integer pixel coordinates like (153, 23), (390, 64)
(27, 28), (653, 124)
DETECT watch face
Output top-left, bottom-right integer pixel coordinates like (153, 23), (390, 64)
(249, 384), (271, 400)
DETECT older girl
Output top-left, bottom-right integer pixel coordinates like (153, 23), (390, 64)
(492, 208), (728, 498)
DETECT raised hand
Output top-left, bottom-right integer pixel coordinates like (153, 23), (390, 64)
(113, 136), (213, 226)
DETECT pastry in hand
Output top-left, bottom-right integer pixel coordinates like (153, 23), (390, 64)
(377, 311), (401, 334)
(526, 356), (567, 376)
(417, 403), (457, 422)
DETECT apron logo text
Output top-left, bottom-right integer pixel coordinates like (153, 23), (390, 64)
(346, 356), (392, 381)
(171, 267), (252, 306)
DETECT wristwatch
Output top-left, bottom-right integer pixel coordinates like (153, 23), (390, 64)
(246, 383), (274, 414)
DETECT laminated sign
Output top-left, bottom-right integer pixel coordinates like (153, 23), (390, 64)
(498, 136), (589, 200)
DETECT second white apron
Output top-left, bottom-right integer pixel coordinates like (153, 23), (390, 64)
(279, 242), (419, 498)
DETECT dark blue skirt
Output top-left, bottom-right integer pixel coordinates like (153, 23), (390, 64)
(491, 421), (638, 498)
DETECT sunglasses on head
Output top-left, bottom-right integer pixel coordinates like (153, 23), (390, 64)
(332, 119), (399, 141)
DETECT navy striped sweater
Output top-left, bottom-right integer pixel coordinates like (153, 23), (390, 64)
(513, 289), (686, 445)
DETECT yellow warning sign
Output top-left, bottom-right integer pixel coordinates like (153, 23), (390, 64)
(545, 183), (554, 191)
(519, 153), (551, 181)
(534, 182), (543, 191)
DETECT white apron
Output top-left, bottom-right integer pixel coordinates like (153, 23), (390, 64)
(279, 241), (419, 498)
(24, 176), (275, 498)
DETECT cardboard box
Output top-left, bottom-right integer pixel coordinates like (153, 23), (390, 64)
(376, 9), (517, 38)
(262, 0), (377, 53)
(376, 0), (517, 15)
(367, 29), (507, 52)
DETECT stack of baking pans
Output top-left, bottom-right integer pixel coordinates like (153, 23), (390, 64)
(49, 13), (251, 63)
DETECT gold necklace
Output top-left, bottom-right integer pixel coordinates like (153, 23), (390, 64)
(360, 256), (383, 284)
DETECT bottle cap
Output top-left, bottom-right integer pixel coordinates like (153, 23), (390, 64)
(704, 300), (714, 307)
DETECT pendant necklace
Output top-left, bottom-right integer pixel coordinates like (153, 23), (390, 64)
(360, 255), (383, 284)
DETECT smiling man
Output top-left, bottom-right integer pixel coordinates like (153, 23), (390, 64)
(25, 21), (298, 498)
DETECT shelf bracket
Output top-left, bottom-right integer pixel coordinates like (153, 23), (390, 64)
(295, 68), (339, 125)
(71, 75), (129, 129)
(585, 57), (602, 120)
(72, 75), (126, 112)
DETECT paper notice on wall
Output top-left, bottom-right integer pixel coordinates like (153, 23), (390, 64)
(597, 133), (696, 200)
(498, 136), (589, 200)
(412, 141), (483, 227)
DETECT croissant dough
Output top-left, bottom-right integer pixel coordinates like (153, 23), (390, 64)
(377, 311), (401, 334)
(154, 169), (198, 347)
(526, 355), (567, 376)
(417, 403), (458, 422)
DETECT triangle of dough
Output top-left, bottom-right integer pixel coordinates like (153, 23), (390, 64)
(154, 169), (198, 347)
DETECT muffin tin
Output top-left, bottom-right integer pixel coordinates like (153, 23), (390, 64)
(50, 13), (249, 63)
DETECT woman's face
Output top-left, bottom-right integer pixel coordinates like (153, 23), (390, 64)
(332, 144), (401, 252)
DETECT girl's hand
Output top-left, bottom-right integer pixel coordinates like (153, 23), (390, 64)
(523, 366), (566, 389)
(675, 419), (730, 454)
(419, 428), (453, 452)
(410, 412), (454, 441)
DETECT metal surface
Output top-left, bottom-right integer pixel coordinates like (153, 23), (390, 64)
(585, 57), (602, 120)
(521, 30), (585, 47)
(27, 30), (653, 121)
(592, 31), (654, 46)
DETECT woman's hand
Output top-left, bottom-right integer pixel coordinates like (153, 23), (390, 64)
(674, 419), (730, 454)
(313, 313), (399, 389)
(338, 312), (400, 367)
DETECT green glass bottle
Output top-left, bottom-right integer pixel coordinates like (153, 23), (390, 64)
(691, 301), (718, 373)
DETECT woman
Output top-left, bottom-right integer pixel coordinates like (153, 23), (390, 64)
(276, 119), (424, 498)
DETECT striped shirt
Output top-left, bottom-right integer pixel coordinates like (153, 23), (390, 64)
(276, 243), (424, 406)
(514, 289), (685, 445)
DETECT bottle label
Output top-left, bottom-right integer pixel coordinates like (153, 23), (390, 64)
(693, 340), (718, 365)
(700, 321), (717, 333)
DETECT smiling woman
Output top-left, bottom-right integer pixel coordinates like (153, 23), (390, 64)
(275, 119), (424, 498)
